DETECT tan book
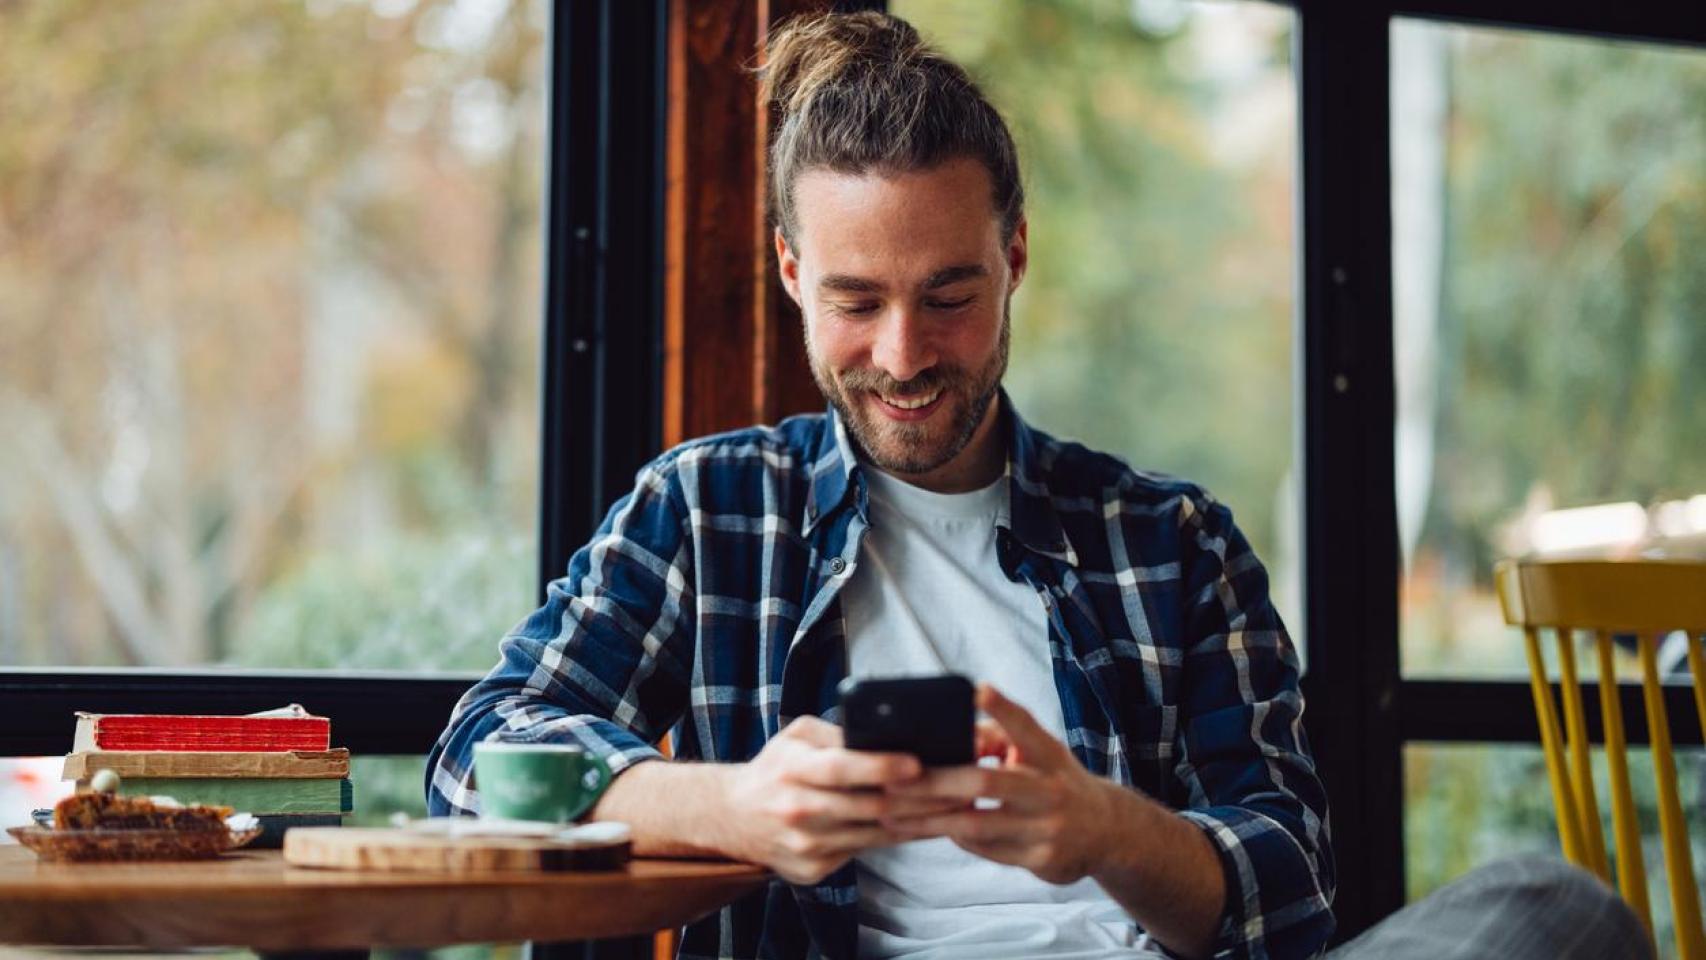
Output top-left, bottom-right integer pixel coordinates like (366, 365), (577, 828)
(62, 749), (350, 781)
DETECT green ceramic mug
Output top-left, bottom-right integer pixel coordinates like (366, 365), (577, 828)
(473, 741), (613, 823)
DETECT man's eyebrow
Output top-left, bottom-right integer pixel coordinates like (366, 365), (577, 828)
(815, 264), (988, 295)
(817, 274), (884, 294)
(922, 264), (988, 289)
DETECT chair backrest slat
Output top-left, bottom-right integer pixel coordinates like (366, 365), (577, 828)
(1637, 631), (1706, 960)
(1522, 625), (1587, 865)
(1594, 629), (1650, 936)
(1553, 626), (1607, 879)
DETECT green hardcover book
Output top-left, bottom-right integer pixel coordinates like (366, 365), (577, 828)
(118, 777), (353, 814)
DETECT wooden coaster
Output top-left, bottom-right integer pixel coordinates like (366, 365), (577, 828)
(282, 827), (632, 873)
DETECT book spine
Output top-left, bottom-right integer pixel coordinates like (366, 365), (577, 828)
(119, 777), (354, 814)
(87, 717), (332, 752)
(62, 750), (351, 781)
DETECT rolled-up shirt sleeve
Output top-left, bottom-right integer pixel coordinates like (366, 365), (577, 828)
(1172, 495), (1334, 960)
(425, 460), (696, 817)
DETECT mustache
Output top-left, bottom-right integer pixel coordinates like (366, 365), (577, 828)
(837, 367), (961, 396)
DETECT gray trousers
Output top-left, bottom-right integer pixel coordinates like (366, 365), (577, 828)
(1331, 856), (1654, 960)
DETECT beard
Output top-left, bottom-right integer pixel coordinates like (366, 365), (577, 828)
(808, 299), (1011, 478)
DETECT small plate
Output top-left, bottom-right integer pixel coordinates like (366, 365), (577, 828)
(6, 824), (263, 862)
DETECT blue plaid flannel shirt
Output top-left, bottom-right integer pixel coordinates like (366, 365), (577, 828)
(427, 397), (1334, 959)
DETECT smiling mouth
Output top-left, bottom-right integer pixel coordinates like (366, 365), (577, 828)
(878, 389), (942, 411)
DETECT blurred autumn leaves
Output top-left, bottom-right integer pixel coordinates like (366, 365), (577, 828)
(0, 0), (547, 668)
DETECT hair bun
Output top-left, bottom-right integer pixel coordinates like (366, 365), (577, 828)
(760, 11), (925, 117)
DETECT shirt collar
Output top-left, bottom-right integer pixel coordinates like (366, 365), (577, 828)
(803, 392), (1079, 567)
(803, 410), (863, 536)
(1003, 396), (1080, 566)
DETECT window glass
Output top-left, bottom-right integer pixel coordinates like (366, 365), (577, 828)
(893, 0), (1301, 635)
(1393, 20), (1706, 677)
(0, 0), (548, 670)
(1408, 743), (1706, 957)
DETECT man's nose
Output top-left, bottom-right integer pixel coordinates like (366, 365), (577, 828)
(870, 307), (936, 384)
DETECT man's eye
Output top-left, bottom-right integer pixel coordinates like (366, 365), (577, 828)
(927, 296), (974, 311)
(834, 302), (879, 316)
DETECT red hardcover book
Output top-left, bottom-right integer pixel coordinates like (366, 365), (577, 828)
(72, 706), (331, 753)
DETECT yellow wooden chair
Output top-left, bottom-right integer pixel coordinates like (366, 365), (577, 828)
(1495, 559), (1706, 960)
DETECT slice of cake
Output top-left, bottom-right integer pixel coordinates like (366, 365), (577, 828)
(53, 790), (232, 832)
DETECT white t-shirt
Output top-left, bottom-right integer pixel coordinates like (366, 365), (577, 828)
(841, 467), (1167, 959)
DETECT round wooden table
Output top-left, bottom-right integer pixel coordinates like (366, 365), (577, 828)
(0, 845), (768, 953)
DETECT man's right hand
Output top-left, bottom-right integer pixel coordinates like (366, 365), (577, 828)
(714, 715), (952, 884)
(588, 715), (961, 884)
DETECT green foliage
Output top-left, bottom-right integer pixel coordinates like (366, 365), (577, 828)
(895, 0), (1296, 564)
(1426, 30), (1706, 580)
(235, 525), (531, 671)
(0, 0), (545, 669)
(1408, 744), (1706, 959)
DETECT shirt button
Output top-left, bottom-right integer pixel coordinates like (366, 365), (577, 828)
(828, 556), (847, 576)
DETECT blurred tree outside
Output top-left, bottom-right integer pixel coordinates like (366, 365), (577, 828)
(894, 0), (1301, 626)
(0, 0), (546, 671)
(1398, 23), (1706, 677)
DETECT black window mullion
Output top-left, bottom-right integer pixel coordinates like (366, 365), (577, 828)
(1403, 680), (1706, 746)
(537, 0), (666, 597)
(1386, 0), (1706, 48)
(537, 0), (601, 596)
(1296, 0), (1406, 941)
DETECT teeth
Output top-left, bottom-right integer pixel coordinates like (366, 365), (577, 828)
(881, 390), (940, 411)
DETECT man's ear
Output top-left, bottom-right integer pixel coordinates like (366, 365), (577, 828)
(775, 227), (803, 308)
(1005, 219), (1029, 294)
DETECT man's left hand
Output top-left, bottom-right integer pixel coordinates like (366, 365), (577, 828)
(882, 682), (1138, 884)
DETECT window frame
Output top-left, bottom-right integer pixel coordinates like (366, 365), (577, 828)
(2, 0), (1702, 944)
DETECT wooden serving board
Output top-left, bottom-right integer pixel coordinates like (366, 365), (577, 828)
(283, 827), (631, 874)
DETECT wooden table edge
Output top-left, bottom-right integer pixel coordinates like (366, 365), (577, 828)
(0, 847), (771, 951)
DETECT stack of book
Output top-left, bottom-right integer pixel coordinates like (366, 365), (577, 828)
(62, 705), (352, 846)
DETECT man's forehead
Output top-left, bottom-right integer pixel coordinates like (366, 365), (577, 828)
(790, 159), (1004, 290)
(792, 161), (1000, 241)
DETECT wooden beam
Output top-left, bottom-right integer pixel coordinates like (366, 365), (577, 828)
(665, 0), (829, 448)
(665, 0), (763, 446)
(759, 0), (835, 424)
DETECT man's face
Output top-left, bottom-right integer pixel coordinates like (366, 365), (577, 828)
(777, 157), (1027, 482)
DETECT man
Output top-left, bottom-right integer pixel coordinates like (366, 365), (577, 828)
(429, 11), (1644, 960)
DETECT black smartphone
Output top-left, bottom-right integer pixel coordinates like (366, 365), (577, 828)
(837, 674), (975, 767)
